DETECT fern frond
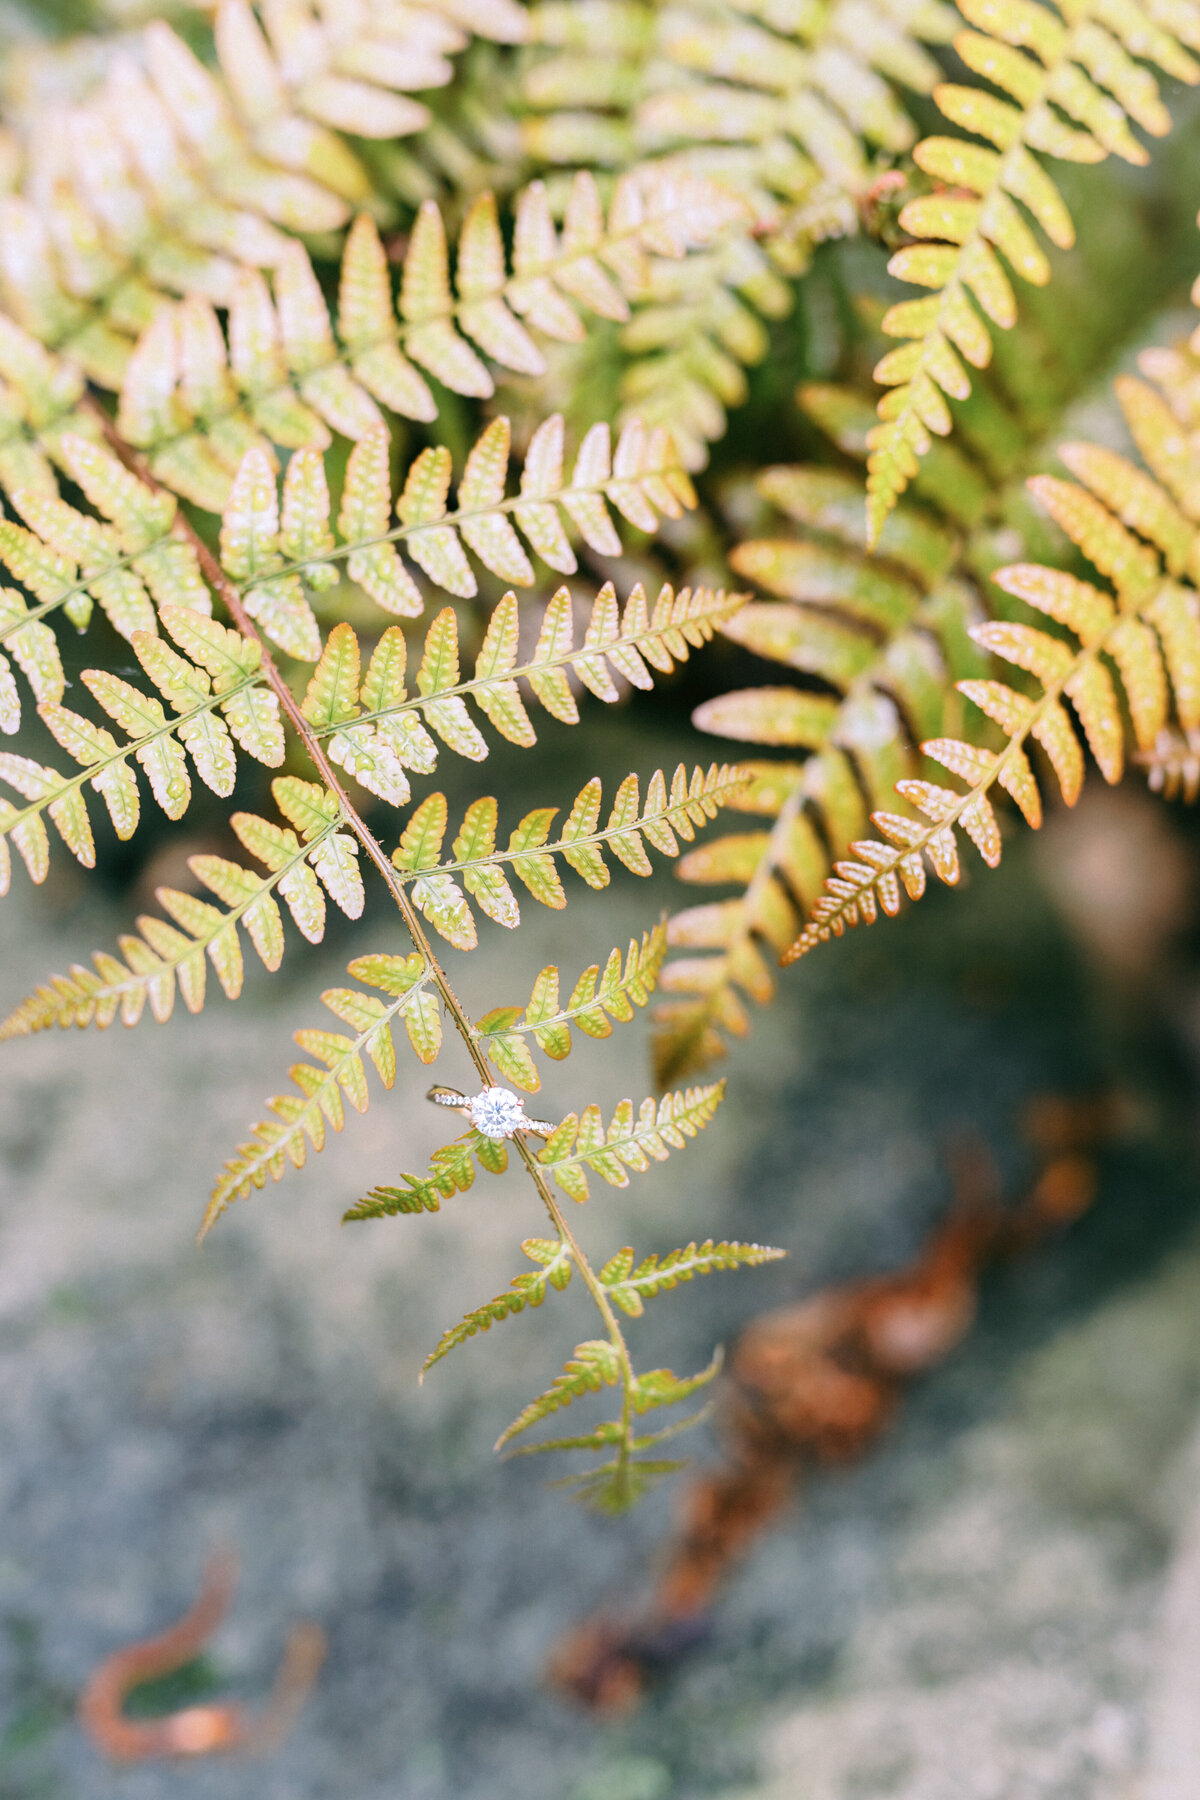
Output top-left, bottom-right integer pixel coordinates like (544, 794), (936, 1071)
(537, 1080), (726, 1203)
(516, 1405), (712, 1463)
(204, 950), (447, 1229)
(418, 1237), (574, 1373)
(344, 1128), (511, 1224)
(495, 1339), (724, 1514)
(788, 402), (1200, 955)
(389, 765), (747, 949)
(625, 1350), (724, 1417)
(547, 1458), (691, 1512)
(0, 430), (208, 664)
(599, 1238), (785, 1318)
(865, 0), (1200, 542)
(0, 776), (361, 1037)
(0, 607), (280, 886)
(0, 167), (741, 509)
(1, 413), (698, 681)
(476, 923), (668, 1091)
(517, 0), (956, 463)
(0, 5), (525, 385)
(495, 1339), (624, 1448)
(522, 0), (953, 198)
(212, 415), (696, 657)
(655, 465), (983, 1082)
(308, 580), (745, 805)
(0, 316), (96, 501)
(93, 170), (746, 504)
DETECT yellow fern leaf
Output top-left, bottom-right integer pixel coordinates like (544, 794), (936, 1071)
(866, 0), (1199, 542)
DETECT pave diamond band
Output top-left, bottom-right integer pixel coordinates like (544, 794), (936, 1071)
(427, 1084), (556, 1141)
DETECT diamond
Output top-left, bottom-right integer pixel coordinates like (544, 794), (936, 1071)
(467, 1086), (529, 1140)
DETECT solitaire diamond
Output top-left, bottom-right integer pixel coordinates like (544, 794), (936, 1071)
(467, 1086), (531, 1140)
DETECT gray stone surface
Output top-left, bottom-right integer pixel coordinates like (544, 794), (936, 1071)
(733, 1242), (1200, 1800)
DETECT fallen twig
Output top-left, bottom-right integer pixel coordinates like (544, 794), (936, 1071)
(79, 1550), (325, 1761)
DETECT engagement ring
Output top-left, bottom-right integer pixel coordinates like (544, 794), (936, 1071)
(427, 1084), (556, 1141)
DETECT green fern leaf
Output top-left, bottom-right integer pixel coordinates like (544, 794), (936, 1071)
(630, 1347), (724, 1415)
(387, 766), (746, 947)
(204, 951), (438, 1233)
(538, 1080), (726, 1203)
(600, 1238), (786, 1318)
(319, 582), (743, 805)
(0, 611), (281, 888)
(418, 1239), (574, 1374)
(497, 1344), (723, 1513)
(344, 1128), (513, 1225)
(209, 416), (697, 656)
(547, 1456), (692, 1514)
(476, 923), (668, 1091)
(55, 170), (741, 507)
(0, 433), (206, 669)
(0, 779), (359, 1035)
(494, 1340), (625, 1449)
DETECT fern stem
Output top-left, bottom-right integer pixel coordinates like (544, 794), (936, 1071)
(79, 396), (641, 1473)
(235, 579), (637, 1478)
(509, 1134), (638, 1495)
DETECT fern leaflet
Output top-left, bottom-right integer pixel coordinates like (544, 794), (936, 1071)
(344, 1129), (512, 1224)
(388, 765), (747, 949)
(476, 924), (668, 1091)
(0, 778), (360, 1034)
(418, 1238), (575, 1374)
(0, 5), (525, 404)
(309, 580), (744, 806)
(599, 1238), (785, 1318)
(538, 1082), (726, 1203)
